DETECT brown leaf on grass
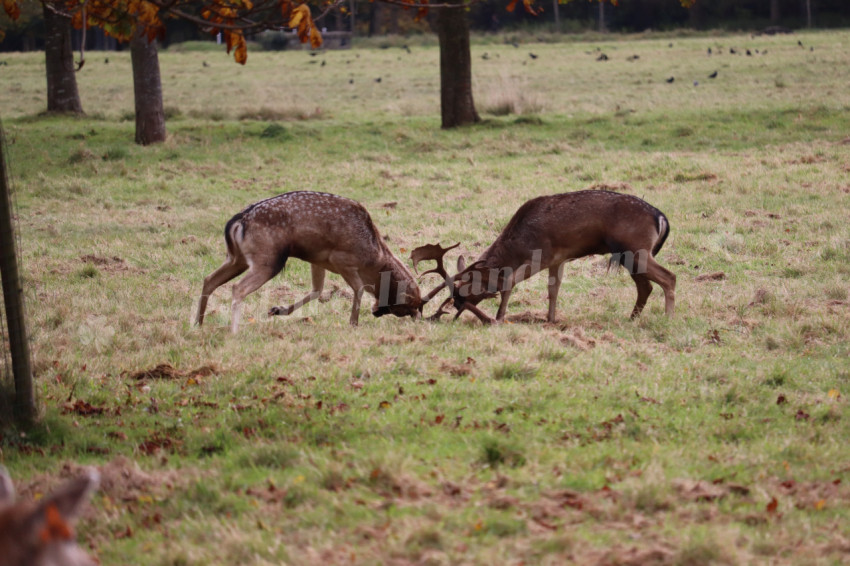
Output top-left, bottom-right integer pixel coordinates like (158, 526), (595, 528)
(795, 409), (810, 421)
(138, 432), (178, 456)
(441, 361), (472, 377)
(597, 545), (674, 566)
(62, 400), (106, 416)
(381, 201), (398, 209)
(127, 363), (218, 381)
(766, 497), (779, 514)
(673, 479), (728, 502)
(777, 394), (788, 405)
(695, 271), (726, 282)
(635, 391), (660, 404)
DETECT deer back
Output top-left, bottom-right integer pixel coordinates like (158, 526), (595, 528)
(479, 190), (669, 269)
(227, 191), (386, 267)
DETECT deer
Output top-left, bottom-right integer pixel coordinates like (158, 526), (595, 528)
(0, 467), (100, 566)
(195, 191), (424, 332)
(412, 190), (676, 324)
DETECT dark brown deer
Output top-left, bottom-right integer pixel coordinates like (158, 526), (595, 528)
(413, 190), (676, 324)
(0, 468), (100, 566)
(196, 191), (423, 332)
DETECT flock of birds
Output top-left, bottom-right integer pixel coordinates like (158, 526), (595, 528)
(176, 35), (814, 88)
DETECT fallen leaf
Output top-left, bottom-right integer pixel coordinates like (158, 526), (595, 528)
(62, 400), (105, 416)
(695, 271), (726, 282)
(766, 497), (779, 514)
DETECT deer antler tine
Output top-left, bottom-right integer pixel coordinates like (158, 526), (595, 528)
(410, 242), (460, 276)
(426, 297), (454, 321)
(457, 301), (496, 325)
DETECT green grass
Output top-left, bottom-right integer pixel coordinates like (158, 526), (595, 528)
(2, 29), (850, 565)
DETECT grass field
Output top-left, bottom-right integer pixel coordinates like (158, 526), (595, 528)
(1, 28), (850, 565)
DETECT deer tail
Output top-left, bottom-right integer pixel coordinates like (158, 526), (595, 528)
(652, 212), (670, 257)
(224, 213), (246, 259)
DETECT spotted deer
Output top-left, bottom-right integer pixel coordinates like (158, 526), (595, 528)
(413, 190), (676, 324)
(196, 191), (424, 331)
(0, 467), (99, 566)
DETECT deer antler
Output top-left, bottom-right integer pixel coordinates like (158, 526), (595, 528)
(410, 242), (459, 278)
(410, 242), (460, 302)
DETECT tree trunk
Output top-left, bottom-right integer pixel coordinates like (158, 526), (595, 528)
(0, 124), (36, 427)
(43, 1), (83, 114)
(598, 1), (606, 33)
(435, 6), (479, 129)
(770, 0), (780, 24)
(689, 1), (704, 29)
(130, 29), (166, 145)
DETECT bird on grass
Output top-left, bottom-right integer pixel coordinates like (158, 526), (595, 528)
(666, 76), (675, 83)
(529, 53), (538, 60)
(708, 70), (718, 79)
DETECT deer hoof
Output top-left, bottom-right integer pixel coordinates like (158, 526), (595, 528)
(268, 305), (293, 317)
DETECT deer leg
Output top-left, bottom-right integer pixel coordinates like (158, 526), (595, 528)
(269, 264), (326, 317)
(196, 257), (248, 326)
(644, 256), (676, 317)
(494, 288), (513, 322)
(338, 270), (366, 326)
(546, 263), (564, 323)
(629, 273), (653, 319)
(230, 263), (279, 333)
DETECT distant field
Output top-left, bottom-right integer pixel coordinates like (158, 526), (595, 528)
(1, 29), (849, 565)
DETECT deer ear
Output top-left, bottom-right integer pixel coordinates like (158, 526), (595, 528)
(457, 255), (466, 272)
(30, 470), (100, 531)
(0, 467), (15, 506)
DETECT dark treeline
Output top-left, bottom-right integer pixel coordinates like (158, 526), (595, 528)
(469, 0), (850, 33)
(1, 0), (849, 52)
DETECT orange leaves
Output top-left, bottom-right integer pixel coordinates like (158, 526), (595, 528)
(287, 2), (323, 49)
(398, 0), (428, 22)
(309, 25), (322, 49)
(219, 30), (249, 64)
(507, 0), (542, 16)
(2, 0), (20, 21)
(234, 34), (248, 64)
(288, 3), (310, 28)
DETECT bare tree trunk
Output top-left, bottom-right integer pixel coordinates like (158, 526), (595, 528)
(436, 6), (479, 129)
(43, 1), (83, 114)
(130, 29), (166, 145)
(598, 1), (606, 33)
(0, 124), (35, 427)
(689, 1), (703, 28)
(770, 0), (781, 23)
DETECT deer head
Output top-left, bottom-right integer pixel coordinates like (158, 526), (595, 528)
(0, 468), (100, 566)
